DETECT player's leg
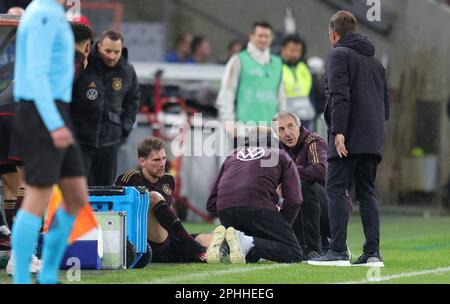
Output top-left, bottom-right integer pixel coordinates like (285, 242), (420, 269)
(1, 171), (20, 228)
(13, 165), (26, 218)
(148, 191), (169, 243)
(194, 234), (212, 248)
(149, 191), (205, 260)
(11, 185), (52, 284)
(36, 176), (87, 284)
(37, 138), (88, 284)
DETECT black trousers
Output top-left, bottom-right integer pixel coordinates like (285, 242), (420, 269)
(327, 154), (381, 253)
(80, 143), (119, 186)
(218, 206), (303, 263)
(319, 186), (331, 251)
(292, 181), (322, 253)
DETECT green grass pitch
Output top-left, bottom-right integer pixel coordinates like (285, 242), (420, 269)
(1, 215), (449, 284)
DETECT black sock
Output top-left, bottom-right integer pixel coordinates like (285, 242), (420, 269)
(153, 201), (193, 242)
(4, 200), (16, 229)
(15, 187), (25, 212)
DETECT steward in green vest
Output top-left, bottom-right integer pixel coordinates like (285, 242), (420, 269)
(236, 50), (283, 123)
(216, 22), (286, 129)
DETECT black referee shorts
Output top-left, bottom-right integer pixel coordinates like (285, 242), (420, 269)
(13, 101), (85, 187)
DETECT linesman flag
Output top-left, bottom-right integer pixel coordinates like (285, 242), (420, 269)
(43, 186), (97, 243)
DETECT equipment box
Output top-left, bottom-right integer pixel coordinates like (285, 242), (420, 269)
(95, 212), (127, 270)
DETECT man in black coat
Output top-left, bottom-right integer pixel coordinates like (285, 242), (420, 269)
(71, 29), (140, 186)
(309, 11), (389, 267)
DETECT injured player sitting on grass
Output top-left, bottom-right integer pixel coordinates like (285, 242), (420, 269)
(115, 136), (212, 263)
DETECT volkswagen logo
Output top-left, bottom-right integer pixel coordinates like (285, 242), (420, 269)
(236, 147), (266, 161)
(86, 88), (99, 101)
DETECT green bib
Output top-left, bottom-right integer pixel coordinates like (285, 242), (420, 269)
(282, 62), (312, 97)
(236, 50), (282, 123)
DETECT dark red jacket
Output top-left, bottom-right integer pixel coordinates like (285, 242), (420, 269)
(280, 126), (328, 186)
(206, 146), (302, 225)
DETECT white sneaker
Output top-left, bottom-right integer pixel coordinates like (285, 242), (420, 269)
(6, 253), (42, 276)
(206, 225), (227, 264)
(225, 227), (253, 264)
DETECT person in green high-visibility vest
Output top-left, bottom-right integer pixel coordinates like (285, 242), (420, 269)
(216, 21), (286, 140)
(280, 34), (314, 130)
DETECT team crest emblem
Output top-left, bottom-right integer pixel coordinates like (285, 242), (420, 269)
(162, 184), (172, 195)
(86, 88), (98, 101)
(112, 78), (123, 91)
(106, 220), (114, 228)
(237, 147), (266, 161)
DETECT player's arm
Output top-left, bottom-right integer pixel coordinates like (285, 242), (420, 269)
(279, 158), (302, 225)
(121, 68), (140, 138)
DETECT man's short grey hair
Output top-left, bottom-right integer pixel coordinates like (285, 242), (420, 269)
(272, 111), (302, 127)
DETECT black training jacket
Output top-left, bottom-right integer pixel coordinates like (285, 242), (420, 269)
(324, 33), (389, 160)
(71, 43), (141, 148)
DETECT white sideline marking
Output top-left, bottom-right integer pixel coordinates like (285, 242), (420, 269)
(144, 264), (290, 284)
(339, 266), (450, 284)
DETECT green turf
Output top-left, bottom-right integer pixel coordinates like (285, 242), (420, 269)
(1, 215), (449, 284)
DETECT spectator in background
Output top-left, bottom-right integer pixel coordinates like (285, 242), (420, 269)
(191, 36), (212, 64)
(280, 34), (315, 130)
(164, 33), (194, 63)
(0, 7), (24, 69)
(218, 39), (244, 64)
(216, 21), (285, 141)
(67, 15), (92, 30)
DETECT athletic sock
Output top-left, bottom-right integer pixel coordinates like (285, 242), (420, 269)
(11, 210), (42, 284)
(153, 201), (193, 241)
(153, 201), (203, 256)
(4, 199), (17, 229)
(14, 188), (25, 216)
(237, 231), (254, 256)
(38, 208), (75, 284)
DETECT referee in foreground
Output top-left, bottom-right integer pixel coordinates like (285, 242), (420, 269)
(11, 0), (89, 284)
